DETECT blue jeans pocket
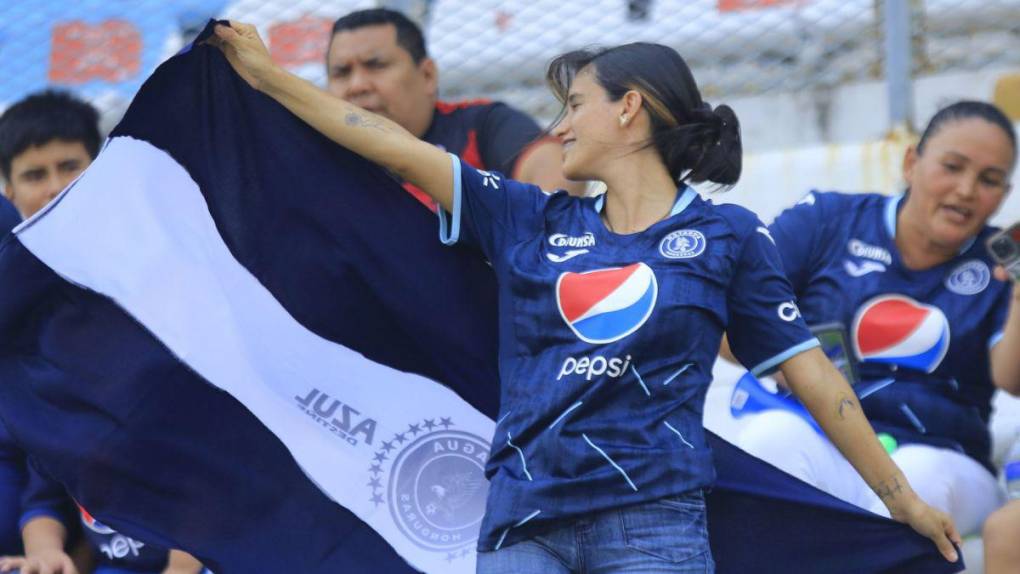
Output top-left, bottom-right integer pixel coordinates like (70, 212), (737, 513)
(619, 490), (710, 564)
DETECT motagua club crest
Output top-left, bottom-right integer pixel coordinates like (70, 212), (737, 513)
(368, 417), (491, 563)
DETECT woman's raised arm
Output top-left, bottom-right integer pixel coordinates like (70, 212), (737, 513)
(211, 22), (454, 212)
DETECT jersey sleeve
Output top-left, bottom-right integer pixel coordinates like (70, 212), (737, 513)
(437, 154), (550, 262)
(19, 458), (74, 530)
(768, 191), (826, 294)
(0, 195), (21, 236)
(727, 220), (820, 376)
(475, 103), (545, 176)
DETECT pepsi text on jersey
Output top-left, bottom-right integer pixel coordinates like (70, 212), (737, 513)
(557, 354), (633, 381)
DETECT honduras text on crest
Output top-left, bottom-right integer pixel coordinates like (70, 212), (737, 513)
(852, 295), (950, 373)
(369, 417), (490, 561)
(659, 229), (706, 259)
(556, 263), (658, 344)
(944, 259), (990, 295)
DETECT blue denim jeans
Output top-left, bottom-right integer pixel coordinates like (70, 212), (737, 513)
(476, 489), (714, 573)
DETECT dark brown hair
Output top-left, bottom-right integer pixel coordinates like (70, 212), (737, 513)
(917, 100), (1016, 165)
(547, 43), (741, 186)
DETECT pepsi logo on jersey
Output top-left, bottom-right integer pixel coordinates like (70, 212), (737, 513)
(555, 263), (658, 344)
(79, 504), (115, 534)
(852, 295), (950, 373)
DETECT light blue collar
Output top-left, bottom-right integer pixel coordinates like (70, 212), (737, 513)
(883, 193), (903, 239)
(594, 186), (698, 218)
(884, 192), (977, 254)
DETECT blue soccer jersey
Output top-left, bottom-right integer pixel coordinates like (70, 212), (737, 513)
(78, 504), (171, 572)
(439, 155), (818, 550)
(770, 191), (1012, 472)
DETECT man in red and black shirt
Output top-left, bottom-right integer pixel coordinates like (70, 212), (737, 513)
(325, 8), (585, 207)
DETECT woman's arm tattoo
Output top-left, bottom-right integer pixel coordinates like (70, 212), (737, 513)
(344, 111), (392, 132)
(873, 475), (904, 501)
(837, 393), (858, 420)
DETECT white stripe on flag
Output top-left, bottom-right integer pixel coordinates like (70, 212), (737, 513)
(17, 136), (494, 574)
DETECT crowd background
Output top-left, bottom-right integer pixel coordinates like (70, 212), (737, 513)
(0, 1), (1018, 573)
(1, 0), (1019, 219)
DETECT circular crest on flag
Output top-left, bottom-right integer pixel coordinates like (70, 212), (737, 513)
(369, 418), (489, 560)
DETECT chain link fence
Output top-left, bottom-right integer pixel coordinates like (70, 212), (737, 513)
(913, 0), (1020, 76)
(1, 0), (1018, 142)
(428, 0), (883, 120)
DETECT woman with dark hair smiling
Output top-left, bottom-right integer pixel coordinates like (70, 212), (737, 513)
(210, 22), (958, 573)
(735, 101), (1020, 541)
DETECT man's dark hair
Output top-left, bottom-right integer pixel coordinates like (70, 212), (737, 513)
(0, 90), (101, 180)
(330, 8), (428, 63)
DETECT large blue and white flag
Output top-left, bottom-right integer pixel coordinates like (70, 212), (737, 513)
(0, 22), (961, 574)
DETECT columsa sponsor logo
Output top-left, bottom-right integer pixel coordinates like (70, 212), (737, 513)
(549, 232), (595, 248)
(847, 239), (892, 265)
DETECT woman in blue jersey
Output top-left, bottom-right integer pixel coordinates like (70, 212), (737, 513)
(734, 101), (1020, 538)
(211, 22), (960, 572)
